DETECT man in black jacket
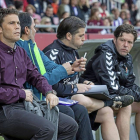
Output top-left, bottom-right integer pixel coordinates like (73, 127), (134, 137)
(81, 24), (140, 140)
(43, 16), (133, 140)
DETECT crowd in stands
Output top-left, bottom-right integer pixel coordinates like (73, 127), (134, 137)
(1, 0), (140, 34)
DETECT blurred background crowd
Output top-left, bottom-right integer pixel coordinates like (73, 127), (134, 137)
(0, 0), (140, 34)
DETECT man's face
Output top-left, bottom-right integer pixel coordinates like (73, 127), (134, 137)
(28, 17), (36, 42)
(69, 28), (85, 50)
(46, 8), (53, 17)
(113, 33), (134, 56)
(0, 14), (20, 43)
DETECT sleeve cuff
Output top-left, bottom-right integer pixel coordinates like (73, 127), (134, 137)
(19, 90), (26, 99)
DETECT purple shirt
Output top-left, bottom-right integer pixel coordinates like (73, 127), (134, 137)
(0, 41), (52, 104)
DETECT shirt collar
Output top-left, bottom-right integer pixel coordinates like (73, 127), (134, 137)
(0, 41), (17, 53)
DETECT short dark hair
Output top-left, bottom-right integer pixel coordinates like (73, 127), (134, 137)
(0, 8), (19, 27)
(57, 16), (86, 39)
(114, 24), (137, 42)
(18, 12), (32, 36)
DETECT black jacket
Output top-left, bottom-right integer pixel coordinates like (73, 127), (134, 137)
(81, 40), (140, 102)
(43, 39), (85, 97)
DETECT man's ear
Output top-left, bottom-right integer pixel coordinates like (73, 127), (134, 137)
(24, 26), (30, 35)
(0, 26), (2, 34)
(66, 32), (72, 41)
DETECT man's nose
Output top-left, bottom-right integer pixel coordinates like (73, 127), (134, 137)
(124, 41), (128, 47)
(82, 36), (85, 41)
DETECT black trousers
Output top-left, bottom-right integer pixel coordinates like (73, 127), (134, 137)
(0, 102), (78, 140)
(58, 104), (94, 140)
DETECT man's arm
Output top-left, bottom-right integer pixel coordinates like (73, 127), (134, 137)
(24, 50), (53, 95)
(24, 50), (59, 108)
(91, 51), (140, 102)
(39, 49), (69, 85)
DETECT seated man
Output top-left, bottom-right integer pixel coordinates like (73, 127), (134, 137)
(16, 12), (94, 140)
(81, 24), (140, 140)
(43, 16), (133, 140)
(0, 8), (78, 140)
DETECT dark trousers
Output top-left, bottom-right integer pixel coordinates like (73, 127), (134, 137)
(58, 104), (94, 140)
(0, 103), (78, 140)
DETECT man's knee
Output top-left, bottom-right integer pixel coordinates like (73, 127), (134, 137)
(119, 105), (131, 116)
(59, 112), (78, 135)
(32, 122), (55, 140)
(71, 104), (88, 119)
(42, 122), (55, 137)
(132, 102), (140, 113)
(72, 94), (91, 108)
(97, 107), (114, 123)
(57, 105), (75, 119)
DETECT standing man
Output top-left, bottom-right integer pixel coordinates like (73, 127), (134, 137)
(81, 24), (140, 140)
(43, 16), (133, 140)
(16, 12), (94, 140)
(0, 8), (78, 140)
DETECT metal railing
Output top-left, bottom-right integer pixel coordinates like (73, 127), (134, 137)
(36, 25), (140, 33)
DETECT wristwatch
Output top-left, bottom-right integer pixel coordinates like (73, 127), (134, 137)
(72, 84), (78, 94)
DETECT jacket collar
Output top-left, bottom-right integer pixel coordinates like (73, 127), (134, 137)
(57, 39), (75, 51)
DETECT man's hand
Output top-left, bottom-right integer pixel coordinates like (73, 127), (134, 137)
(62, 62), (75, 75)
(23, 89), (33, 102)
(76, 84), (91, 93)
(46, 93), (59, 109)
(72, 57), (87, 72)
(83, 80), (94, 85)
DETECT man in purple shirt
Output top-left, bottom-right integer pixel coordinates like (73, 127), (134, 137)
(0, 8), (78, 140)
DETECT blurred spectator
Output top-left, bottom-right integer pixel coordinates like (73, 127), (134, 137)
(123, 19), (131, 24)
(112, 9), (123, 30)
(136, 0), (140, 20)
(123, 19), (130, 24)
(7, 3), (15, 9)
(135, 20), (140, 34)
(126, 10), (131, 24)
(121, 2), (129, 10)
(91, 1), (100, 9)
(14, 0), (23, 12)
(34, 18), (41, 33)
(4, 0), (14, 7)
(99, 3), (110, 18)
(87, 8), (104, 33)
(59, 11), (70, 22)
(57, 0), (70, 19)
(78, 0), (90, 22)
(25, 4), (41, 22)
(130, 3), (137, 25)
(69, 0), (85, 21)
(43, 5), (56, 24)
(101, 17), (112, 34)
(0, 0), (7, 8)
(40, 17), (55, 33)
(125, 0), (133, 9)
(110, 8), (115, 20)
(51, 0), (59, 15)
(27, 0), (43, 15)
(120, 10), (127, 21)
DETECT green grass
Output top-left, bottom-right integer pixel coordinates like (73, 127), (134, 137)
(0, 136), (4, 140)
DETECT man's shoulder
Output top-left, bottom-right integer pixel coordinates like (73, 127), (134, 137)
(43, 39), (62, 53)
(95, 40), (115, 55)
(16, 39), (29, 49)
